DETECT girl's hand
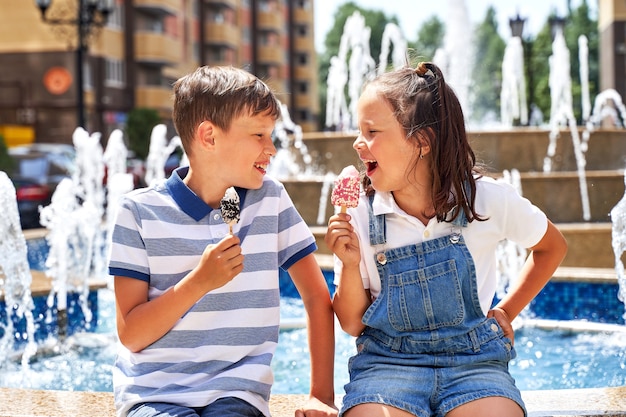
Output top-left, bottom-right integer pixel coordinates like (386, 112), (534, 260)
(295, 396), (338, 417)
(488, 307), (515, 345)
(325, 213), (361, 267)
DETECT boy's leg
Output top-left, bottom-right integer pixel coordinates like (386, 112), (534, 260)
(200, 397), (263, 417)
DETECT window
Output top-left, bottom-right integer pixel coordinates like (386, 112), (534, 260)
(105, 59), (125, 87)
(105, 3), (124, 29)
(295, 0), (310, 10)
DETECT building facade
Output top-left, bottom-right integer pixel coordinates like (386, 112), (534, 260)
(598, 0), (626, 100)
(0, 0), (319, 145)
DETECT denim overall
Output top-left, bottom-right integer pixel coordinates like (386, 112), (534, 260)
(340, 197), (525, 417)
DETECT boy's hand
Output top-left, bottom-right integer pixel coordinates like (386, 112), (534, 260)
(325, 213), (361, 267)
(196, 234), (244, 291)
(295, 396), (338, 417)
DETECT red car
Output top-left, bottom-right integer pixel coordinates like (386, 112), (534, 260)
(8, 144), (76, 229)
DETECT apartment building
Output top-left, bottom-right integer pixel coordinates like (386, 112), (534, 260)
(598, 0), (626, 100)
(0, 0), (319, 145)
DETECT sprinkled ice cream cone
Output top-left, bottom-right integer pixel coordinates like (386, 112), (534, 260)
(331, 165), (360, 213)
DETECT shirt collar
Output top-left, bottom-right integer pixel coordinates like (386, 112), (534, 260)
(371, 191), (397, 216)
(165, 166), (247, 222)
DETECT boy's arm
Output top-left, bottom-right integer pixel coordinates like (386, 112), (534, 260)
(288, 253), (338, 416)
(115, 234), (244, 352)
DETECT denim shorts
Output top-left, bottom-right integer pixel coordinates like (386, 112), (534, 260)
(127, 397), (263, 417)
(340, 322), (526, 417)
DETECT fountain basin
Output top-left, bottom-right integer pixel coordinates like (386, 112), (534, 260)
(301, 128), (626, 175)
(0, 387), (622, 417)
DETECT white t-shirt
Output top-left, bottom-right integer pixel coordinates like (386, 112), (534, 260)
(334, 176), (548, 314)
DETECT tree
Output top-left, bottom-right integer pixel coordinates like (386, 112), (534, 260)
(125, 108), (161, 160)
(527, 21), (553, 122)
(409, 16), (445, 61)
(565, 0), (599, 123)
(470, 6), (506, 123)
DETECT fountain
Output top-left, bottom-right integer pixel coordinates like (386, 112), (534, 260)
(433, 0), (472, 118)
(0, 172), (36, 366)
(325, 11), (406, 131)
(501, 36), (528, 126)
(611, 173), (626, 322)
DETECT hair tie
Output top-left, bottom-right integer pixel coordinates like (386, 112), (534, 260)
(415, 62), (428, 76)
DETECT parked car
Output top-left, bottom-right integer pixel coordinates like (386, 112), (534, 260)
(7, 144), (76, 229)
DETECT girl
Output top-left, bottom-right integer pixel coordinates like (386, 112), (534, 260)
(325, 62), (567, 417)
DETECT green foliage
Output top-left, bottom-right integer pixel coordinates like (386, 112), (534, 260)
(527, 22), (553, 122)
(409, 16), (445, 61)
(125, 108), (161, 160)
(471, 7), (506, 123)
(565, 0), (600, 123)
(0, 134), (15, 174)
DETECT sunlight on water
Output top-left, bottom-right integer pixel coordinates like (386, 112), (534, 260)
(2, 291), (623, 394)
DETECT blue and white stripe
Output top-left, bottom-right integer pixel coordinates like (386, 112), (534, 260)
(109, 167), (316, 416)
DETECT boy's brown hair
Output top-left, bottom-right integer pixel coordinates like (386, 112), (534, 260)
(172, 66), (281, 154)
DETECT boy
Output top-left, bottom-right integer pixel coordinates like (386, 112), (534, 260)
(109, 66), (337, 417)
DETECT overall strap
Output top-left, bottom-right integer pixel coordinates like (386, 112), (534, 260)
(367, 194), (387, 246)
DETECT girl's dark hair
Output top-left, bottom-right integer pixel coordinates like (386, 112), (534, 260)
(362, 62), (486, 223)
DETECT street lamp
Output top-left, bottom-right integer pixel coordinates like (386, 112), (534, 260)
(509, 13), (526, 38)
(34, 0), (113, 129)
(549, 15), (567, 41)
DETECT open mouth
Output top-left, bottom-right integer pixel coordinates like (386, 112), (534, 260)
(254, 163), (268, 174)
(363, 160), (378, 175)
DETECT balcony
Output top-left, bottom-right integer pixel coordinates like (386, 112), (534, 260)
(135, 32), (180, 65)
(205, 0), (239, 8)
(204, 23), (240, 47)
(135, 86), (174, 110)
(293, 8), (313, 24)
(257, 11), (283, 31)
(294, 65), (315, 80)
(295, 93), (316, 109)
(257, 45), (283, 64)
(134, 0), (178, 16)
(293, 36), (314, 52)
(264, 78), (285, 94)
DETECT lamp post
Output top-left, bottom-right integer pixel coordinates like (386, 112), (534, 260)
(549, 15), (567, 41)
(509, 13), (533, 124)
(509, 13), (526, 39)
(34, 0), (113, 129)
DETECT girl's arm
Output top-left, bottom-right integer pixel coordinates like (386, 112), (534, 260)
(492, 220), (568, 328)
(325, 213), (371, 337)
(288, 253), (338, 415)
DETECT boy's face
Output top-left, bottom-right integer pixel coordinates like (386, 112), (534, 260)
(216, 111), (277, 190)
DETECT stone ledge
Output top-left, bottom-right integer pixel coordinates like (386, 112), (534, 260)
(0, 387), (624, 417)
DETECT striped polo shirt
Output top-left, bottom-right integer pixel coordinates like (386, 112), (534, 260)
(108, 167), (316, 417)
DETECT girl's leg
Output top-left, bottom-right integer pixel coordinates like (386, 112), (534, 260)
(445, 397), (524, 417)
(344, 403), (419, 417)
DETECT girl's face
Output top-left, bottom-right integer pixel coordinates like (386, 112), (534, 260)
(354, 86), (420, 193)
